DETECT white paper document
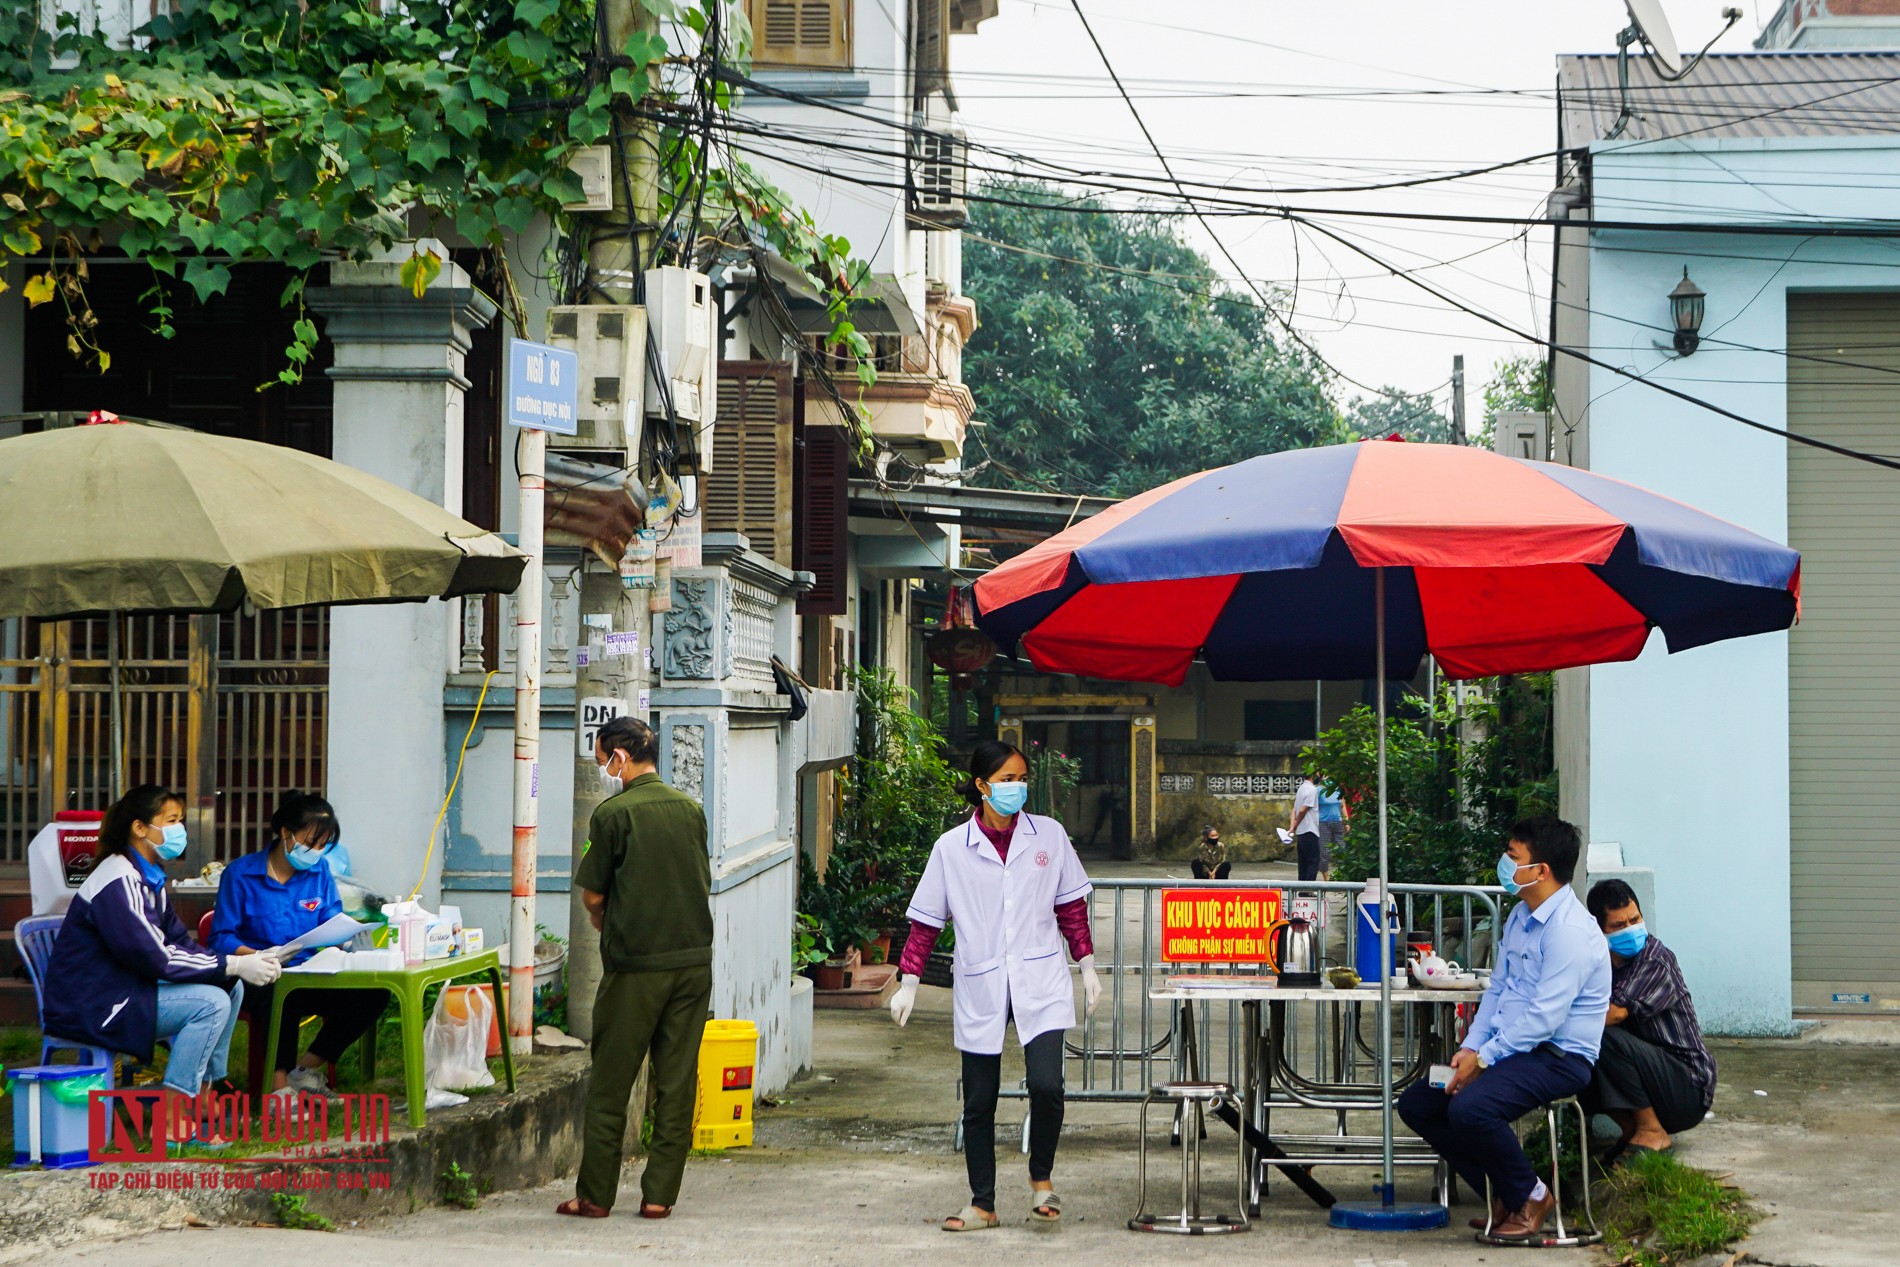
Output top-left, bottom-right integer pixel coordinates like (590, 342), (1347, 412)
(283, 946), (349, 974)
(274, 913), (373, 958)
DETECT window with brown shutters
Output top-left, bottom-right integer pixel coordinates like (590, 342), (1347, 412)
(705, 362), (793, 564)
(796, 423), (850, 615)
(748, 0), (852, 69)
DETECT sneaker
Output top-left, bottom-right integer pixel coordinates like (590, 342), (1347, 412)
(285, 1065), (340, 1100)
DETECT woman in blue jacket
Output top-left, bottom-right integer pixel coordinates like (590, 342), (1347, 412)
(43, 785), (282, 1103)
(210, 792), (383, 1099)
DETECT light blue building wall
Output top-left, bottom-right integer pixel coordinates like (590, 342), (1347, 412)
(1566, 138), (1900, 1035)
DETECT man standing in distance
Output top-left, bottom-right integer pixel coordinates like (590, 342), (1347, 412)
(1292, 768), (1327, 881)
(559, 716), (712, 1220)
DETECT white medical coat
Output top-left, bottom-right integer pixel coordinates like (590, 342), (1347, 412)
(905, 813), (1093, 1055)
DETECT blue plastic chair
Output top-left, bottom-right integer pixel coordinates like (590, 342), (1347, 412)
(15, 913), (118, 1075)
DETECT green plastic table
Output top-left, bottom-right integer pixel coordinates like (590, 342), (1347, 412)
(259, 947), (517, 1127)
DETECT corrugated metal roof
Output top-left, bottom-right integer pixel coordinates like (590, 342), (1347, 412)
(1558, 51), (1900, 144)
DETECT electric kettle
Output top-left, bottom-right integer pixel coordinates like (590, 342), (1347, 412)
(1273, 916), (1322, 986)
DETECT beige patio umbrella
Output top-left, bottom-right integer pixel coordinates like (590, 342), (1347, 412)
(0, 420), (528, 791)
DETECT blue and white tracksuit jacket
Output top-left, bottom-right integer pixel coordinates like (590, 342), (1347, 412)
(42, 852), (230, 1062)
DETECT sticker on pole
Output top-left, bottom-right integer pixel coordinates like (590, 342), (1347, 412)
(1160, 888), (1283, 963)
(578, 696), (627, 757)
(508, 338), (579, 435)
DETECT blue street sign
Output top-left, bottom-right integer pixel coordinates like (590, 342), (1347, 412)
(508, 337), (579, 435)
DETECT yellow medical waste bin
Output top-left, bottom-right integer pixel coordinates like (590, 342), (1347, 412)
(692, 1019), (757, 1149)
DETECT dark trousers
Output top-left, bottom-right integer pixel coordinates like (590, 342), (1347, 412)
(243, 982), (385, 1072)
(961, 1029), (1065, 1213)
(1295, 831), (1329, 881)
(1397, 1043), (1593, 1209)
(577, 964), (712, 1210)
(1191, 859), (1231, 880)
(1583, 1025), (1709, 1136)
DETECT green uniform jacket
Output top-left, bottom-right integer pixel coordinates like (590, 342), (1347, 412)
(574, 771), (713, 973)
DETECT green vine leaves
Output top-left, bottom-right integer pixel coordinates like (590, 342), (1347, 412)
(0, 0), (875, 412)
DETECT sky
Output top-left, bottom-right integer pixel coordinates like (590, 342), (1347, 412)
(944, 0), (1771, 420)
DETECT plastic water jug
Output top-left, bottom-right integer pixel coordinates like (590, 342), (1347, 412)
(1355, 878), (1401, 983)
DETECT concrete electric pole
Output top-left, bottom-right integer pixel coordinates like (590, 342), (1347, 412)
(1451, 353), (1467, 447)
(565, 0), (660, 1041)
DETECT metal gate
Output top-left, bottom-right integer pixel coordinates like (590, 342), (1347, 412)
(0, 610), (328, 872)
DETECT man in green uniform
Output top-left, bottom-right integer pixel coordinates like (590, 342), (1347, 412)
(557, 715), (712, 1220)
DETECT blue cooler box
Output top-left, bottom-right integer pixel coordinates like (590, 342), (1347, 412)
(10, 1064), (110, 1169)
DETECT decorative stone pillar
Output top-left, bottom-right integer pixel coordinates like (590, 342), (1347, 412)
(1130, 714), (1158, 860)
(653, 532), (809, 1094)
(308, 249), (498, 904)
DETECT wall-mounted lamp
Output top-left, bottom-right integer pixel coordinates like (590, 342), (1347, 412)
(1669, 268), (1706, 356)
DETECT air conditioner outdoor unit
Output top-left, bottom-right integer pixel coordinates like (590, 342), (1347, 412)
(643, 265), (718, 471)
(910, 94), (968, 228)
(1492, 410), (1551, 462)
(543, 305), (647, 463)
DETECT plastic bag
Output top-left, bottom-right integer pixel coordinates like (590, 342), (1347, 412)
(423, 986), (496, 1093)
(4, 1070), (110, 1105)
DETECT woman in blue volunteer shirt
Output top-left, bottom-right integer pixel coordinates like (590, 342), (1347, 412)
(210, 791), (383, 1098)
(43, 785), (282, 1108)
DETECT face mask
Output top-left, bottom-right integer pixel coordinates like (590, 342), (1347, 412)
(155, 822), (189, 860)
(287, 842), (328, 871)
(1606, 924), (1649, 958)
(984, 780), (1029, 816)
(598, 753), (625, 797)
(1497, 852), (1533, 895)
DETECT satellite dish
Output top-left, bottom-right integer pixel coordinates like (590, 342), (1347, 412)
(1624, 0), (1684, 76)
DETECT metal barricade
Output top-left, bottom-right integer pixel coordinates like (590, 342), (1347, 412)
(995, 878), (1506, 1112)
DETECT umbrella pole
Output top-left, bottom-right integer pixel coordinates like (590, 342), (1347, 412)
(1376, 569), (1394, 1203)
(108, 612), (123, 798)
(1333, 569), (1445, 1231)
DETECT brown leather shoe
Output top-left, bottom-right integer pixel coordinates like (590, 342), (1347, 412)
(1467, 1198), (1509, 1230)
(1487, 1189), (1556, 1240)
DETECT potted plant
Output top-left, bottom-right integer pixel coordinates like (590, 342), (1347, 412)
(799, 851), (896, 990)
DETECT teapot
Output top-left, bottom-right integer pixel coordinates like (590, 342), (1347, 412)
(1409, 953), (1462, 983)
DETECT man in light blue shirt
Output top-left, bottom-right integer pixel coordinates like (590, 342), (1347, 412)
(1398, 816), (1610, 1242)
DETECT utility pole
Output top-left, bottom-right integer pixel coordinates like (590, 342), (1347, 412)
(566, 0), (659, 1041)
(1450, 354), (1467, 447)
(509, 423), (544, 1059)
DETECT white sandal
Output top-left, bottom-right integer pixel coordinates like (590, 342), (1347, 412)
(942, 1204), (999, 1232)
(1028, 1189), (1062, 1223)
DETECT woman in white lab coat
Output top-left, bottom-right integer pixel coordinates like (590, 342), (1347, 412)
(889, 740), (1103, 1231)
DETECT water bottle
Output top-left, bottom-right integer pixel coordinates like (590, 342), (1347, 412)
(1355, 878), (1400, 984)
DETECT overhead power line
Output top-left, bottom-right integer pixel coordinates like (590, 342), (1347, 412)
(1287, 213), (1900, 473)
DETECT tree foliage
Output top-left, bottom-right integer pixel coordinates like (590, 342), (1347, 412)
(1301, 674), (1556, 887)
(0, 0), (873, 394)
(961, 182), (1346, 497)
(1479, 354), (1552, 449)
(1345, 385), (1453, 444)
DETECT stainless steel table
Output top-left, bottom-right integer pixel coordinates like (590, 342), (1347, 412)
(1150, 979), (1487, 1212)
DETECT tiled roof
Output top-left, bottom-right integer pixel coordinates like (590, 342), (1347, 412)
(1558, 51), (1900, 144)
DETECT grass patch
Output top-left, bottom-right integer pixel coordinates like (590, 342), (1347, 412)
(271, 1192), (336, 1232)
(1599, 1150), (1756, 1266)
(439, 1161), (485, 1209)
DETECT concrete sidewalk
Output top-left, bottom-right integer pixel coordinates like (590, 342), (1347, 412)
(25, 999), (1900, 1266)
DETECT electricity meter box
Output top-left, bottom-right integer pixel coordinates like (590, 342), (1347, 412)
(543, 305), (648, 463)
(643, 266), (719, 472)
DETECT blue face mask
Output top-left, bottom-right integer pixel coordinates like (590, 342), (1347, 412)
(155, 822), (189, 860)
(287, 842), (329, 871)
(1497, 852), (1529, 895)
(984, 780), (1030, 817)
(1606, 924), (1648, 958)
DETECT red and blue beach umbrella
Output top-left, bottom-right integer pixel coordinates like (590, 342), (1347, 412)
(973, 439), (1801, 684)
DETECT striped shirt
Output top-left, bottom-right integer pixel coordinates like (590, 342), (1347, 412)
(1612, 936), (1717, 1100)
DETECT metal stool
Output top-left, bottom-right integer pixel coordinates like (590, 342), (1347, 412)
(1128, 1081), (1249, 1235)
(1478, 1095), (1602, 1248)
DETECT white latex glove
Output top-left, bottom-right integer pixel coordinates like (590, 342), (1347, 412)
(1080, 954), (1104, 1019)
(228, 953), (282, 986)
(890, 974), (920, 1026)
